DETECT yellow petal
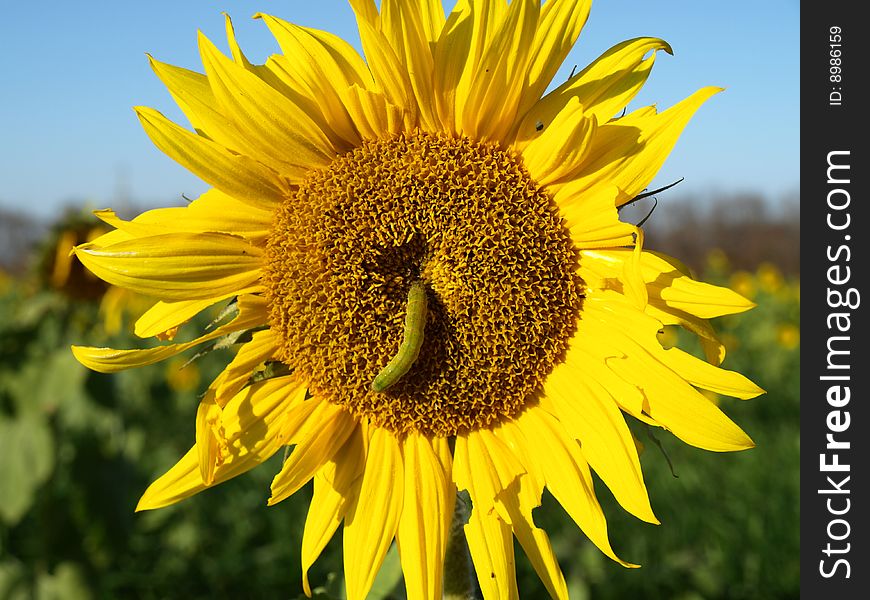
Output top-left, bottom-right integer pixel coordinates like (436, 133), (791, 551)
(657, 271), (756, 319)
(431, 2), (471, 133)
(418, 0), (446, 42)
(461, 0), (539, 142)
(396, 434), (455, 600)
(516, 37), (671, 143)
(343, 427), (404, 600)
(137, 375), (306, 510)
(147, 54), (285, 171)
(645, 302), (727, 365)
(581, 298), (755, 451)
(556, 185), (636, 249)
(73, 231), (262, 301)
(214, 329), (280, 402)
(195, 392), (223, 485)
(658, 346), (764, 399)
(476, 426), (568, 599)
(255, 14), (365, 147)
(204, 375), (309, 485)
(571, 87), (722, 207)
(198, 32), (338, 172)
(453, 429), (525, 518)
(544, 352), (658, 524)
(581, 248), (756, 319)
(300, 424), (367, 595)
(516, 0), (591, 121)
(135, 446), (205, 511)
(519, 98), (597, 185)
(71, 295), (267, 373)
(512, 407), (640, 566)
(134, 106), (289, 210)
(301, 472), (352, 596)
(268, 404), (356, 506)
(497, 477), (569, 600)
(380, 0), (439, 130)
(134, 288), (262, 339)
(347, 0), (379, 25)
(464, 505), (519, 600)
(339, 84), (405, 141)
(356, 19), (417, 129)
(130, 188), (273, 246)
(623, 227), (648, 309)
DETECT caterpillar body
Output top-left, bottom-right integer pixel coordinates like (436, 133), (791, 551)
(372, 280), (428, 392)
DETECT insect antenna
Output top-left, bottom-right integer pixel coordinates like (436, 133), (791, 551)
(620, 177), (684, 211)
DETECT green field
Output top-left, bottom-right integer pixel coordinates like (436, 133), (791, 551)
(0, 247), (799, 599)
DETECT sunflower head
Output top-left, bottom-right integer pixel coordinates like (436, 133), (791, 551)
(37, 210), (110, 300)
(71, 1), (763, 598)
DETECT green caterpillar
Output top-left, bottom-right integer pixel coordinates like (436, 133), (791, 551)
(372, 280), (428, 392)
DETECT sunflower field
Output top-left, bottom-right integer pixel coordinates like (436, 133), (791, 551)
(0, 219), (799, 599)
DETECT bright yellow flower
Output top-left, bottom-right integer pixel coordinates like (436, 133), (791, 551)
(71, 2), (763, 598)
(776, 324), (800, 350)
(729, 270), (756, 301)
(756, 261), (784, 294)
(165, 356), (202, 392)
(704, 248), (730, 275)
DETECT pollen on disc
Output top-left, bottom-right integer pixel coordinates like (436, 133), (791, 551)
(264, 131), (582, 437)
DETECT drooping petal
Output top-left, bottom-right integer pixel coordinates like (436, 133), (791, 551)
(137, 375), (307, 510)
(497, 481), (569, 600)
(300, 426), (366, 596)
(129, 188), (274, 246)
(343, 427), (404, 600)
(543, 350), (658, 524)
(396, 434), (455, 600)
(509, 407), (640, 566)
(200, 374), (309, 486)
(580, 297), (756, 451)
(134, 288), (262, 340)
(464, 503), (519, 600)
(268, 403), (357, 505)
(214, 329), (281, 402)
(471, 427), (569, 599)
(135, 446), (205, 511)
(71, 295), (267, 373)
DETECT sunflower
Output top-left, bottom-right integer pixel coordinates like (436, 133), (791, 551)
(72, 1), (763, 597)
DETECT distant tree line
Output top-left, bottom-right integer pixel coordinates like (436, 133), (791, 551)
(642, 192), (800, 275)
(2, 192), (800, 278)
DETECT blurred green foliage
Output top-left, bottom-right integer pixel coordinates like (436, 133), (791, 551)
(0, 253), (799, 599)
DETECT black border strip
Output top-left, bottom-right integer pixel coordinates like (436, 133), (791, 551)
(801, 3), (868, 597)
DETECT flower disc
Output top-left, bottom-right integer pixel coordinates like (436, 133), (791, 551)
(265, 131), (581, 436)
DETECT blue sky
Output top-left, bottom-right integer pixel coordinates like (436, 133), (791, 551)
(0, 1), (799, 220)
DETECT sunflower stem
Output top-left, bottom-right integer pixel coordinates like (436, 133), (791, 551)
(443, 491), (477, 600)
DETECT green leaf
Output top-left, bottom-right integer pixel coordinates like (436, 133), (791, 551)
(0, 415), (54, 525)
(368, 543), (405, 600)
